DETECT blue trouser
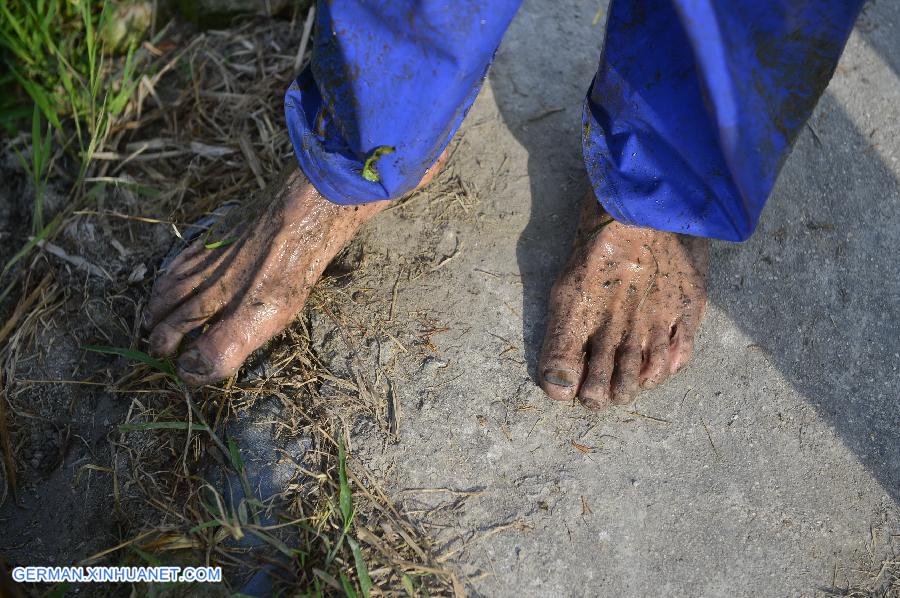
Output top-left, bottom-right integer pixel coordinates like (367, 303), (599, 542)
(285, 0), (863, 242)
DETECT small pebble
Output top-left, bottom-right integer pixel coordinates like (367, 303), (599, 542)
(420, 356), (448, 374)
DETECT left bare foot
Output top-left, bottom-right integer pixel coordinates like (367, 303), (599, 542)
(538, 193), (709, 409)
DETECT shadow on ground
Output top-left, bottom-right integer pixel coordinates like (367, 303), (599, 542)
(859, 0), (900, 80)
(496, 0), (899, 503)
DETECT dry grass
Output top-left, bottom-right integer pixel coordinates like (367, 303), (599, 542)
(826, 555), (900, 598)
(0, 13), (461, 597)
(822, 522), (900, 598)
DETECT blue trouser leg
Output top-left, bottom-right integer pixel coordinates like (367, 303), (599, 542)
(583, 0), (865, 241)
(285, 0), (521, 205)
(285, 0), (863, 242)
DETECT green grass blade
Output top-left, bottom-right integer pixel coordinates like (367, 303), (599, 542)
(107, 44), (138, 117)
(0, 35), (34, 70)
(23, 1), (57, 59)
(245, 528), (296, 558)
(13, 72), (61, 131)
(338, 437), (353, 526)
(31, 106), (45, 178)
(0, 4), (31, 58)
(348, 537), (373, 598)
(188, 519), (223, 534)
(80, 0), (97, 91)
(204, 237), (237, 250)
(118, 422), (210, 433)
(55, 61), (87, 150)
(30, 105), (52, 233)
(339, 571), (359, 598)
(401, 574), (416, 596)
(11, 143), (35, 181)
(82, 345), (177, 378)
(227, 437), (245, 474)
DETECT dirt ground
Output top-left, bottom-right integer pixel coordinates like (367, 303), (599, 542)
(1, 0), (899, 596)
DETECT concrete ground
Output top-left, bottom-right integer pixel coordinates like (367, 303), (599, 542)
(333, 0), (900, 595)
(2, 1), (895, 595)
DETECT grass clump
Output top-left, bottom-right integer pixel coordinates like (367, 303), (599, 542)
(0, 0), (144, 293)
(0, 0), (139, 137)
(0, 11), (462, 596)
(80, 343), (460, 595)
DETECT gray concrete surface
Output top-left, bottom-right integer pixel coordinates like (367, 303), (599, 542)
(332, 0), (900, 595)
(4, 1), (892, 594)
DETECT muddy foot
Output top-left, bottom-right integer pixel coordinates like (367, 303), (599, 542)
(539, 193), (709, 409)
(143, 155), (445, 386)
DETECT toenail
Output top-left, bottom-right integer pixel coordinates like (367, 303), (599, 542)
(177, 348), (213, 377)
(543, 368), (578, 388)
(580, 395), (607, 410)
(141, 310), (153, 330)
(641, 378), (658, 390)
(614, 382), (637, 401)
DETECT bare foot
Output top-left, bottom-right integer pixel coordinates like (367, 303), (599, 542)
(144, 154), (446, 385)
(539, 193), (709, 409)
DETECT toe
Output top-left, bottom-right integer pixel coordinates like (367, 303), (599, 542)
(143, 241), (239, 330)
(668, 285), (706, 374)
(144, 271), (204, 331)
(162, 238), (206, 274)
(539, 327), (588, 403)
(578, 332), (618, 410)
(538, 289), (592, 403)
(148, 296), (222, 357)
(148, 322), (186, 358)
(639, 329), (671, 389)
(176, 297), (301, 386)
(540, 362), (585, 402)
(176, 347), (216, 385)
(143, 242), (207, 329)
(610, 338), (642, 405)
(176, 328), (244, 387)
(668, 322), (696, 374)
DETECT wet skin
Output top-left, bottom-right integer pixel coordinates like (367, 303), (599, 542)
(539, 194), (709, 408)
(143, 158), (444, 385)
(146, 161), (708, 405)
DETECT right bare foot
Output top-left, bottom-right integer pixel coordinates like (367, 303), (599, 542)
(539, 193), (709, 409)
(144, 153), (446, 385)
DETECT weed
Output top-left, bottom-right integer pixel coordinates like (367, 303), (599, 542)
(0, 0), (144, 290)
(10, 107), (53, 233)
(2, 14), (460, 595)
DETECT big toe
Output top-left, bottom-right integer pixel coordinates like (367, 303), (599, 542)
(176, 325), (251, 386)
(539, 330), (587, 403)
(176, 347), (217, 386)
(177, 332), (247, 387)
(175, 299), (299, 386)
